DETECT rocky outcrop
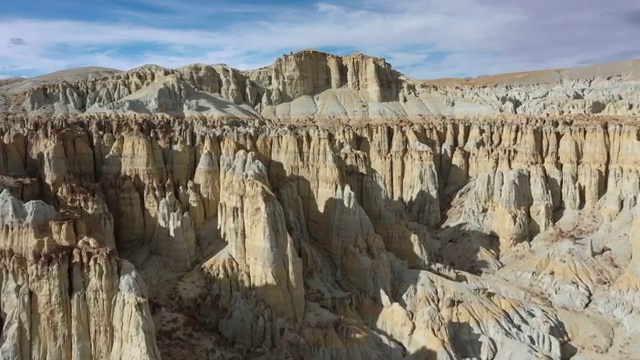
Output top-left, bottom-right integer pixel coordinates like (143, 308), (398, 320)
(217, 148), (305, 323)
(248, 50), (400, 105)
(4, 50), (639, 120)
(0, 113), (639, 359)
(2, 51), (640, 360)
(0, 190), (160, 360)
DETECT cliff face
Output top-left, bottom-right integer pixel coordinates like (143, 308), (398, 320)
(0, 188), (160, 360)
(2, 51), (640, 360)
(0, 112), (638, 359)
(3, 50), (639, 121)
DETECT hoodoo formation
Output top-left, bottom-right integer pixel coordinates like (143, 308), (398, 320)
(1, 50), (640, 359)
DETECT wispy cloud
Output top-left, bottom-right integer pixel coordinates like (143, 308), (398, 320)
(1, 0), (639, 79)
(126, 0), (289, 15)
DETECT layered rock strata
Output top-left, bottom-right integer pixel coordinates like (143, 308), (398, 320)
(0, 113), (638, 359)
(1, 50), (640, 360)
(3, 50), (639, 119)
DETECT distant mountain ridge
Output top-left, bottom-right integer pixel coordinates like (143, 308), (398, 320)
(1, 49), (639, 121)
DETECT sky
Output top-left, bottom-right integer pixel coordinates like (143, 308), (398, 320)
(1, 0), (640, 80)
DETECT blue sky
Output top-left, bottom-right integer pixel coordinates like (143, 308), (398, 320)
(1, 0), (640, 79)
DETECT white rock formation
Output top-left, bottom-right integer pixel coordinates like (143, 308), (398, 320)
(0, 50), (640, 360)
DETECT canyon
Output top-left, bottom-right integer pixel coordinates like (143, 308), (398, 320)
(0, 50), (640, 359)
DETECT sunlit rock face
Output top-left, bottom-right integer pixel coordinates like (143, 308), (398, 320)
(5, 50), (639, 120)
(1, 51), (640, 360)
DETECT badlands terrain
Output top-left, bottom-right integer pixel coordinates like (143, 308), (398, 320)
(0, 50), (640, 359)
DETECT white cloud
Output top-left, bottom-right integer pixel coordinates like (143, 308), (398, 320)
(0, 0), (639, 78)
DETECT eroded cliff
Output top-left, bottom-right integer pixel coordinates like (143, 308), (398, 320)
(1, 51), (640, 360)
(2, 50), (639, 121)
(0, 112), (638, 359)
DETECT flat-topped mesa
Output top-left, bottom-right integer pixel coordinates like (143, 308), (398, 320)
(246, 49), (400, 103)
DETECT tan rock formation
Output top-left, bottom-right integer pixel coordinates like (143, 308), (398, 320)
(1, 51), (640, 360)
(4, 50), (639, 120)
(0, 190), (160, 360)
